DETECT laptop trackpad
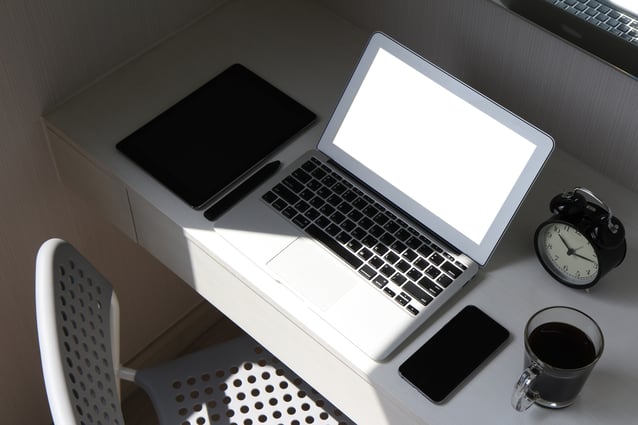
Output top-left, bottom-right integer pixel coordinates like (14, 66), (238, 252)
(267, 237), (358, 311)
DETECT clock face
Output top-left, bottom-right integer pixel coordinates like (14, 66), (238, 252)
(536, 222), (599, 286)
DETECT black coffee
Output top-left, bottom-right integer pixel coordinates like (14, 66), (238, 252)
(527, 321), (598, 405)
(529, 322), (597, 369)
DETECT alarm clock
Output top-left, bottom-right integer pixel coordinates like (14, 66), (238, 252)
(534, 187), (626, 289)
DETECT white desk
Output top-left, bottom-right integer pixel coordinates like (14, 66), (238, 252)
(43, 0), (638, 423)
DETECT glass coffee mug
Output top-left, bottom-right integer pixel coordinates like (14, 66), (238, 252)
(512, 306), (604, 411)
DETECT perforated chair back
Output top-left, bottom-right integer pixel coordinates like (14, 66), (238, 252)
(36, 238), (355, 425)
(36, 238), (125, 425)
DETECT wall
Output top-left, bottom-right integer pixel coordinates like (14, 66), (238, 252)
(316, 0), (638, 194)
(0, 0), (225, 423)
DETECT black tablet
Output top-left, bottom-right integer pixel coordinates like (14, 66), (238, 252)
(116, 63), (316, 209)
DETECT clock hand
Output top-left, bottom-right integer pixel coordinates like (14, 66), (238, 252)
(558, 234), (573, 250)
(573, 252), (596, 264)
(558, 234), (582, 255)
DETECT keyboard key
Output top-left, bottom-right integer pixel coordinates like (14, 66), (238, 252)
(414, 258), (429, 271)
(380, 264), (395, 277)
(325, 223), (341, 237)
(272, 184), (299, 204)
(309, 196), (324, 208)
(304, 208), (320, 221)
(305, 224), (363, 269)
(358, 248), (373, 261)
(307, 179), (321, 191)
(383, 287), (396, 297)
(362, 235), (378, 248)
(292, 168), (312, 184)
(402, 249), (418, 262)
(369, 225), (384, 237)
(384, 251), (400, 264)
(352, 197), (367, 210)
(336, 202), (353, 214)
(417, 244), (433, 257)
(403, 282), (433, 306)
(372, 275), (388, 289)
(418, 276), (443, 297)
(406, 268), (423, 282)
(330, 211), (346, 224)
(406, 236), (421, 250)
(319, 204), (335, 216)
(283, 176), (304, 193)
(396, 260), (411, 273)
(362, 205), (378, 217)
(347, 209), (363, 222)
(332, 182), (347, 194)
(359, 217), (374, 230)
(282, 206), (297, 219)
(322, 175), (337, 187)
(394, 295), (409, 306)
(301, 160), (317, 173)
(437, 274), (453, 288)
(299, 189), (314, 201)
(441, 261), (463, 278)
(335, 231), (351, 244)
(292, 215), (310, 228)
(406, 305), (419, 316)
(346, 239), (363, 253)
(369, 256), (383, 269)
(379, 232), (396, 246)
(342, 190), (357, 202)
(359, 265), (376, 280)
(373, 213), (389, 225)
(429, 252), (445, 266)
(372, 243), (389, 256)
(316, 186), (332, 199)
(395, 228), (411, 241)
(315, 216), (330, 228)
(390, 240), (407, 254)
(351, 227), (366, 240)
(341, 219), (356, 232)
(391, 273), (407, 286)
(262, 191), (277, 203)
(425, 265), (441, 279)
(326, 194), (342, 206)
(294, 200), (310, 212)
(311, 168), (327, 179)
(383, 221), (399, 233)
(272, 198), (287, 211)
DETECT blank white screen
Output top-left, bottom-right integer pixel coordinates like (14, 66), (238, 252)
(332, 48), (536, 244)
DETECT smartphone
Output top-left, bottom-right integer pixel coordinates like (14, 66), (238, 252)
(398, 305), (510, 403)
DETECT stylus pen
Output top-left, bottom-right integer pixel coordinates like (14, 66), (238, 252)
(204, 160), (281, 221)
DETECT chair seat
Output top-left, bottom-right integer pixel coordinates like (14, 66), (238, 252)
(135, 335), (354, 425)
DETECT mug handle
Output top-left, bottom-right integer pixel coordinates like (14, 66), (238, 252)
(512, 366), (540, 411)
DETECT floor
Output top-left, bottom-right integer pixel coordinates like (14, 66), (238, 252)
(121, 317), (245, 425)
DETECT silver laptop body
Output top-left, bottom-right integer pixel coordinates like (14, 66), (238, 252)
(216, 32), (554, 360)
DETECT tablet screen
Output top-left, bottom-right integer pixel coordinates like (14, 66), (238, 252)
(117, 63), (316, 209)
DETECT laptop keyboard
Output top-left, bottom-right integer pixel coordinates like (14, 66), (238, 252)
(262, 156), (467, 317)
(549, 0), (638, 46)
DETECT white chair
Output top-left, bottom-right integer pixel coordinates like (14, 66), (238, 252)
(36, 238), (354, 425)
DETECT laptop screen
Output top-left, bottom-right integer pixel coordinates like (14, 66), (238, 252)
(319, 32), (554, 265)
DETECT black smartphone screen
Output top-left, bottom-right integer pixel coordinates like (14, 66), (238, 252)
(399, 305), (509, 403)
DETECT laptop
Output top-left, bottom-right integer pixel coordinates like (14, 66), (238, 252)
(215, 32), (554, 361)
(503, 0), (638, 77)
